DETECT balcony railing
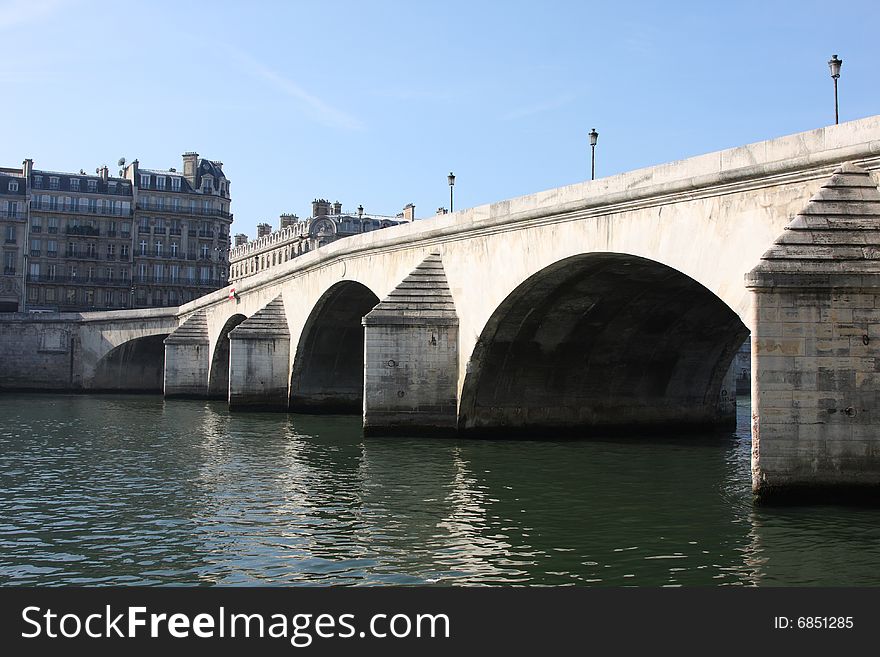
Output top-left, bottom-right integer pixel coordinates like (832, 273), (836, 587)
(27, 274), (133, 286)
(136, 201), (232, 219)
(3, 212), (26, 220)
(30, 201), (131, 217)
(65, 226), (100, 236)
(2, 267), (15, 275)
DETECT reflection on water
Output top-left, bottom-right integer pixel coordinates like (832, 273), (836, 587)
(1, 394), (879, 586)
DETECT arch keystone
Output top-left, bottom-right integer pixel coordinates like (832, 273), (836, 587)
(362, 252), (459, 435)
(163, 309), (210, 398)
(228, 296), (290, 411)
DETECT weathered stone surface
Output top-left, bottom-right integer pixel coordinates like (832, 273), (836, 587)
(747, 163), (880, 497)
(163, 310), (210, 398)
(228, 296), (290, 410)
(363, 254), (459, 435)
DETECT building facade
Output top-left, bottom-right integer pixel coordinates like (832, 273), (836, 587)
(0, 153), (231, 312)
(229, 199), (411, 282)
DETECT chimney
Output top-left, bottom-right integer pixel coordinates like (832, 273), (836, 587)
(256, 223), (272, 238)
(402, 203), (416, 222)
(234, 233), (249, 247)
(280, 213), (298, 229)
(100, 165), (109, 182)
(311, 198), (331, 218)
(22, 158), (33, 179)
(332, 200), (342, 215)
(182, 152), (199, 188)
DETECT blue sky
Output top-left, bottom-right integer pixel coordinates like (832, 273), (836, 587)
(2, 0), (878, 237)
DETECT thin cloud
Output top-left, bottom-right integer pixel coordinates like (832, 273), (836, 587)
(0, 0), (69, 31)
(500, 94), (575, 121)
(225, 46), (364, 131)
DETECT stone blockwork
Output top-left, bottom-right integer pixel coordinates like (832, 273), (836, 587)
(163, 310), (210, 398)
(228, 295), (290, 410)
(747, 163), (880, 497)
(363, 253), (459, 435)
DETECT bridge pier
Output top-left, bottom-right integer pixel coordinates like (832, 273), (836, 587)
(228, 296), (291, 411)
(748, 163), (880, 499)
(362, 253), (459, 435)
(163, 310), (210, 398)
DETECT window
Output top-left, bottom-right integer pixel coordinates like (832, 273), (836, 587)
(140, 174), (150, 188)
(108, 182), (116, 193)
(139, 263), (147, 279)
(200, 266), (210, 283)
(171, 242), (178, 257)
(121, 244), (129, 257)
(3, 251), (15, 273)
(156, 176), (166, 190)
(139, 240), (147, 255)
(31, 216), (42, 232)
(170, 264), (179, 282)
(33, 175), (42, 189)
(8, 180), (18, 192)
(171, 177), (181, 191)
(88, 198), (97, 213)
(48, 216), (58, 233)
(121, 268), (128, 281)
(201, 244), (209, 258)
(121, 222), (131, 238)
(154, 263), (163, 282)
(28, 286), (38, 302)
(155, 241), (163, 256)
(88, 180), (97, 193)
(45, 287), (55, 302)
(202, 177), (212, 192)
(87, 267), (94, 281)
(30, 239), (40, 256)
(47, 240), (57, 257)
(70, 178), (80, 191)
(29, 262), (40, 277)
(49, 177), (60, 190)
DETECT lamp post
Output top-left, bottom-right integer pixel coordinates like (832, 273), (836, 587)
(828, 55), (842, 125)
(448, 172), (455, 212)
(589, 128), (599, 180)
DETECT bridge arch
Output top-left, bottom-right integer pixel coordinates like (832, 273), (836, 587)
(208, 313), (247, 398)
(458, 253), (748, 436)
(290, 280), (380, 412)
(92, 333), (169, 391)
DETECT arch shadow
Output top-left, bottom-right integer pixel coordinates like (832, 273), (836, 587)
(459, 253), (749, 436)
(92, 334), (169, 392)
(208, 313), (247, 399)
(290, 281), (380, 413)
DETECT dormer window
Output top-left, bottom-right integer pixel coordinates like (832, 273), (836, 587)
(49, 177), (60, 190)
(70, 178), (80, 191)
(171, 177), (181, 191)
(33, 176), (42, 189)
(7, 180), (18, 192)
(140, 174), (150, 188)
(87, 179), (97, 193)
(156, 176), (166, 190)
(202, 177), (213, 192)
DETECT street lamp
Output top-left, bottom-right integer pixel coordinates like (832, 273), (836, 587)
(589, 128), (599, 180)
(828, 55), (842, 125)
(448, 172), (455, 212)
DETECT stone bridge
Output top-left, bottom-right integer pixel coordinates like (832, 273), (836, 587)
(3, 116), (880, 498)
